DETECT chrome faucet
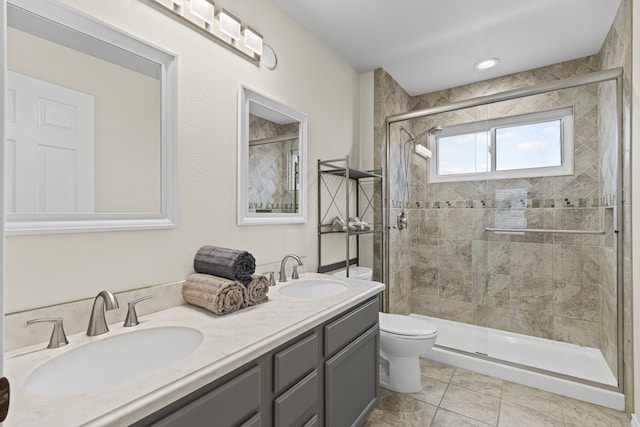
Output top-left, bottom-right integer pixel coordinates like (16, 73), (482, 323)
(87, 290), (119, 336)
(279, 254), (303, 282)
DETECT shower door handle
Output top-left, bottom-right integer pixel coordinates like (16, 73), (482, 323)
(485, 227), (605, 235)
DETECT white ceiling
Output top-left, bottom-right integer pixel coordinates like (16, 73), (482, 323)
(273, 0), (622, 96)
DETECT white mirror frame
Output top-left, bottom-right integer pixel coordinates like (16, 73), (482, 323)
(238, 85), (307, 225)
(6, 0), (178, 235)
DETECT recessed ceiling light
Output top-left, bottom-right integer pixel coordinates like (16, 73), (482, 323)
(475, 58), (500, 70)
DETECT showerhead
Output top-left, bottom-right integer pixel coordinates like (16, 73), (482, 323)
(429, 126), (443, 136)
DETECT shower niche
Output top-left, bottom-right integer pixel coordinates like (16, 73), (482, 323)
(383, 69), (624, 409)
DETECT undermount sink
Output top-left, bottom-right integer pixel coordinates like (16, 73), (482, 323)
(24, 326), (203, 396)
(279, 279), (349, 298)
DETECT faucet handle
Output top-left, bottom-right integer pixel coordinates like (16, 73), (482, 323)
(124, 296), (152, 327)
(268, 272), (276, 286)
(292, 265), (299, 280)
(27, 318), (68, 349)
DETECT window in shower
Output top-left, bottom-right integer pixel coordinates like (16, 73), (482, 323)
(430, 107), (573, 182)
(437, 131), (490, 175)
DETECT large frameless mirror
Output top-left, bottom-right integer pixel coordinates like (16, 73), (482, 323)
(237, 85), (307, 225)
(6, 0), (177, 235)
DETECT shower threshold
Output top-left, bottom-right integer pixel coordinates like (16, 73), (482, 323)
(411, 314), (624, 411)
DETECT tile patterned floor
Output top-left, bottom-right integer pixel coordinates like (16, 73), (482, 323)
(364, 359), (630, 427)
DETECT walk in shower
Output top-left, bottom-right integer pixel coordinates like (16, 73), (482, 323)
(383, 68), (624, 409)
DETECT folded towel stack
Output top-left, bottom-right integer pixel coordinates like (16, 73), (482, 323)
(183, 246), (269, 315)
(332, 215), (371, 232)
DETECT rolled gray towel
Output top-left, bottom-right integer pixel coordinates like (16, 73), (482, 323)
(194, 246), (256, 285)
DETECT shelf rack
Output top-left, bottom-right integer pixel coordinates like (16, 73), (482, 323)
(317, 156), (384, 280)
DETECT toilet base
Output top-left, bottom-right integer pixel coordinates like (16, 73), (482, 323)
(379, 352), (422, 393)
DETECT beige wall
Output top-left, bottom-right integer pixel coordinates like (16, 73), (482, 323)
(5, 0), (361, 312)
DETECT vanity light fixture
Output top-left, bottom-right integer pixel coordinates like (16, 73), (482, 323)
(190, 0), (215, 25)
(216, 8), (241, 40)
(242, 26), (263, 55)
(475, 58), (500, 70)
(146, 0), (270, 66)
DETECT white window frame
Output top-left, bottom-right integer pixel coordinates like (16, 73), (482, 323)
(429, 107), (574, 183)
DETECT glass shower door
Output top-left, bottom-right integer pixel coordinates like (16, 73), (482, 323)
(473, 79), (621, 388)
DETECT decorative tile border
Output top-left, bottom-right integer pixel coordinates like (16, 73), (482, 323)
(390, 194), (617, 210)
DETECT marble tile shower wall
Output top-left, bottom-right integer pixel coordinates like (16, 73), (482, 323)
(373, 69), (412, 300)
(399, 82), (617, 355)
(247, 116), (299, 210)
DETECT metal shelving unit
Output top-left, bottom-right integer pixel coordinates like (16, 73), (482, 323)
(317, 156), (384, 280)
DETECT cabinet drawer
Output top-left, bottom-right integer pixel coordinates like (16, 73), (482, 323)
(274, 333), (318, 393)
(325, 297), (379, 356)
(151, 366), (261, 427)
(274, 370), (318, 427)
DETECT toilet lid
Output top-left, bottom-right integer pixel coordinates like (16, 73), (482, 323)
(379, 313), (437, 336)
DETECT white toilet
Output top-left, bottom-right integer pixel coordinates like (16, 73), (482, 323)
(378, 313), (438, 393)
(331, 267), (437, 393)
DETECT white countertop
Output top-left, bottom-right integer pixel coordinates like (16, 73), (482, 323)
(4, 274), (384, 426)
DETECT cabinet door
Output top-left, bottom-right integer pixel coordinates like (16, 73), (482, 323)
(325, 325), (379, 427)
(151, 366), (261, 427)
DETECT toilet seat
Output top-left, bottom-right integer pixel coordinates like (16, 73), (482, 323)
(379, 313), (437, 338)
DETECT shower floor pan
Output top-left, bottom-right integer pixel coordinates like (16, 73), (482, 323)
(411, 314), (624, 410)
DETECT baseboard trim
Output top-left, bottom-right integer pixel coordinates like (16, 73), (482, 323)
(631, 413), (640, 427)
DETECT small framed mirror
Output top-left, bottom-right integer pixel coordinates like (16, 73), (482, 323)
(238, 85), (307, 225)
(6, 0), (177, 235)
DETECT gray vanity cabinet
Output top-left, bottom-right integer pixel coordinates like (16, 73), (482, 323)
(132, 295), (380, 427)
